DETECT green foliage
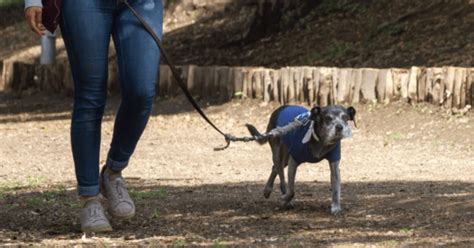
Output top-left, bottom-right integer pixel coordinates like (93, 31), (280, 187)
(0, 0), (22, 7)
(130, 188), (168, 200)
(151, 208), (161, 219)
(212, 239), (228, 248)
(319, 0), (367, 15)
(0, 176), (46, 191)
(172, 239), (188, 247)
(400, 227), (414, 234)
(325, 40), (355, 59)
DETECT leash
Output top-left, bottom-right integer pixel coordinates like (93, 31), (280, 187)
(120, 0), (255, 151)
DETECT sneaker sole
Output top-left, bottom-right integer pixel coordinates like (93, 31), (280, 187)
(108, 209), (135, 220)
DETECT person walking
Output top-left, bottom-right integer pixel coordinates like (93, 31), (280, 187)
(24, 0), (163, 232)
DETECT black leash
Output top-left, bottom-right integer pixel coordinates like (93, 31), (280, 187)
(121, 0), (252, 151)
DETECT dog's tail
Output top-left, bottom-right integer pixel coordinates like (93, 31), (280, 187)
(245, 124), (269, 145)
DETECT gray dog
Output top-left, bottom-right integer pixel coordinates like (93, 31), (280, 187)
(246, 105), (356, 214)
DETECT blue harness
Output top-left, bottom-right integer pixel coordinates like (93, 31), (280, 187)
(276, 106), (341, 164)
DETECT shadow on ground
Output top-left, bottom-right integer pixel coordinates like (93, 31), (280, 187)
(0, 91), (231, 124)
(1, 180), (473, 246)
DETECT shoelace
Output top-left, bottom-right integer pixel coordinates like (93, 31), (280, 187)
(87, 202), (104, 219)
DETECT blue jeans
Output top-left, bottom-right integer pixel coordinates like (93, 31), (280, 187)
(60, 0), (163, 196)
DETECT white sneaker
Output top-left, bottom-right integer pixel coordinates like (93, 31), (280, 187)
(100, 166), (135, 219)
(80, 198), (112, 232)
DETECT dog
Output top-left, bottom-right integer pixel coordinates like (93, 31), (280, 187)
(246, 105), (356, 214)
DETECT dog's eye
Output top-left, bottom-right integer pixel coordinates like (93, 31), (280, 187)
(342, 114), (349, 122)
(325, 116), (333, 122)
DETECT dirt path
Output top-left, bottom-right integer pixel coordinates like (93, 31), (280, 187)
(0, 93), (473, 246)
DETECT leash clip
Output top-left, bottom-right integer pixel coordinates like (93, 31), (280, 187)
(214, 134), (234, 151)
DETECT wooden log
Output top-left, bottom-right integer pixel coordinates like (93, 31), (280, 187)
(350, 68), (363, 104)
(376, 69), (388, 102)
(287, 68), (296, 103)
(2, 60), (36, 92)
(391, 68), (409, 100)
(443, 66), (456, 108)
(158, 65), (172, 96)
(330, 67), (338, 104)
(186, 65), (197, 95)
(232, 67), (245, 99)
(2, 59), (14, 91)
(408, 66), (420, 103)
(468, 68), (474, 106)
(425, 68), (434, 103)
(0, 60), (3, 90)
(35, 63), (64, 92)
(318, 67), (333, 106)
(360, 68), (378, 103)
(417, 67), (427, 102)
(253, 69), (263, 100)
(384, 69), (394, 101)
(242, 68), (251, 99)
(263, 69), (272, 102)
(107, 55), (120, 93)
(337, 68), (350, 104)
(459, 68), (467, 109)
(280, 67), (290, 104)
(293, 67), (304, 102)
(194, 65), (206, 98)
(247, 68), (256, 99)
(270, 69), (280, 102)
(226, 67), (234, 101)
(312, 67), (320, 105)
(302, 67), (313, 105)
(217, 66), (232, 102)
(453, 68), (466, 109)
(427, 67), (444, 105)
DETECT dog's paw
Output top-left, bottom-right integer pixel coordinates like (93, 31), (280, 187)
(263, 186), (272, 199)
(331, 205), (343, 215)
(280, 200), (295, 210)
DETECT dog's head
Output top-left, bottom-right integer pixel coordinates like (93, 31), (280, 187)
(309, 105), (356, 145)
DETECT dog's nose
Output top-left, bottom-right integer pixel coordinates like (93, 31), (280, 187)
(335, 124), (343, 133)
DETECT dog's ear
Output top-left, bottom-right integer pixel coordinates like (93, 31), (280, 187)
(310, 106), (321, 120)
(347, 106), (356, 120)
(346, 106), (357, 127)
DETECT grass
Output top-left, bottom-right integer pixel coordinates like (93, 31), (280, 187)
(400, 227), (414, 235)
(151, 208), (161, 219)
(0, 176), (46, 191)
(212, 239), (228, 248)
(0, 0), (22, 8)
(130, 188), (167, 200)
(172, 239), (187, 247)
(386, 131), (405, 140)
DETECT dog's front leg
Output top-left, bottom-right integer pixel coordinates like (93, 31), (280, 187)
(281, 157), (298, 209)
(329, 160), (342, 215)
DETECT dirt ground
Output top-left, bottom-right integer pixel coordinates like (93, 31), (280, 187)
(0, 92), (473, 247)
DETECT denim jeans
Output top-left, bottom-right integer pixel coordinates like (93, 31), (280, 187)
(60, 0), (163, 196)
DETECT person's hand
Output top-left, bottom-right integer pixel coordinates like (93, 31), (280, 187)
(25, 7), (45, 36)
